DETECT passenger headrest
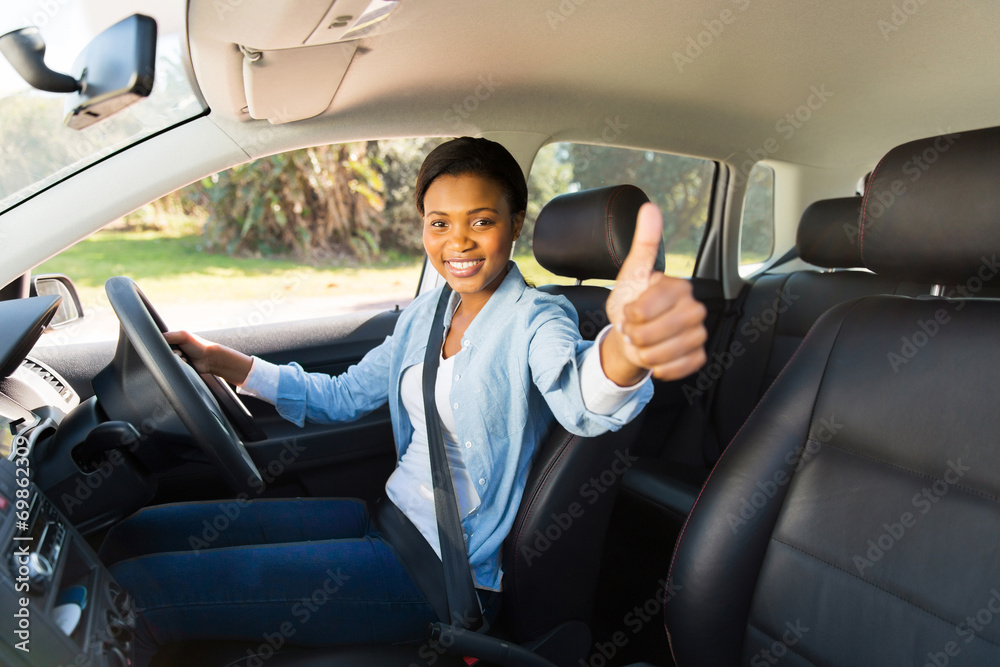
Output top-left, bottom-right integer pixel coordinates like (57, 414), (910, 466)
(861, 126), (1000, 284)
(532, 184), (664, 281)
(796, 197), (864, 269)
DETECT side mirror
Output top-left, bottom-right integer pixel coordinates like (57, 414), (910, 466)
(0, 14), (156, 130)
(30, 274), (84, 330)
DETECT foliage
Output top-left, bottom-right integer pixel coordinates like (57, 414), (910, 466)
(117, 138), (721, 269)
(739, 164), (775, 264)
(35, 229), (423, 306)
(521, 146), (573, 254)
(566, 144), (714, 257)
(371, 138), (444, 254)
(0, 96), (70, 204)
(190, 143), (385, 262)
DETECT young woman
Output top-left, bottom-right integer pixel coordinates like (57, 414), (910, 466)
(100, 137), (707, 664)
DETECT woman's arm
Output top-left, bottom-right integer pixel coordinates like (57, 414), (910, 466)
(163, 330), (395, 427)
(163, 330), (253, 385)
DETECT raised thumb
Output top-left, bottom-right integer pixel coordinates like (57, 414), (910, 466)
(616, 202), (663, 282)
(606, 203), (664, 325)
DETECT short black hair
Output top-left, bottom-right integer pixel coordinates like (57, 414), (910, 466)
(414, 137), (528, 216)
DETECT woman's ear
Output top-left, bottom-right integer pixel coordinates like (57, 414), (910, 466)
(512, 211), (526, 241)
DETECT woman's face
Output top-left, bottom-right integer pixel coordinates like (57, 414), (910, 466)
(422, 173), (525, 304)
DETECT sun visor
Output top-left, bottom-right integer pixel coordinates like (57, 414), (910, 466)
(189, 0), (400, 123)
(242, 42), (356, 123)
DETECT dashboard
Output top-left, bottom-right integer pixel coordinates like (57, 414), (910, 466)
(0, 296), (80, 461)
(0, 296), (134, 666)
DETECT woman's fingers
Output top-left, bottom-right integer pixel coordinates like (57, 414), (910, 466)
(619, 273), (708, 381)
(163, 330), (213, 373)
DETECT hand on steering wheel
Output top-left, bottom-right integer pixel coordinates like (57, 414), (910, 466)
(104, 276), (264, 493)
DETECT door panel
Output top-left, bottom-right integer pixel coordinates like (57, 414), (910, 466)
(32, 308), (404, 505)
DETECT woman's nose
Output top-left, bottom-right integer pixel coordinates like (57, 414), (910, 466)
(446, 226), (474, 250)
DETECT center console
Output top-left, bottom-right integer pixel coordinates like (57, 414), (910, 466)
(1, 454), (134, 666)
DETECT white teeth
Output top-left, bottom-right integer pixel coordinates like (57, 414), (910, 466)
(449, 260), (481, 270)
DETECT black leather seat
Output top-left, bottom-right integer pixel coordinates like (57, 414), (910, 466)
(151, 185), (659, 667)
(532, 184), (663, 340)
(664, 126), (1000, 664)
(623, 195), (928, 519)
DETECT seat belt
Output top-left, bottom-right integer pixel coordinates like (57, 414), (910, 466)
(422, 285), (486, 632)
(698, 245), (799, 464)
(665, 246), (801, 468)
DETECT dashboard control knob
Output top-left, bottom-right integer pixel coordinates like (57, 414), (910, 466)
(26, 551), (53, 592)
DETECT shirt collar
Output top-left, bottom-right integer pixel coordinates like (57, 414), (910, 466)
(441, 260), (527, 347)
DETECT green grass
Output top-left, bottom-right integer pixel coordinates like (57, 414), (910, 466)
(36, 229), (699, 312)
(37, 230), (425, 306)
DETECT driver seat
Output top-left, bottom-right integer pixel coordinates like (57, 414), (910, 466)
(664, 127), (1000, 664)
(151, 184), (661, 667)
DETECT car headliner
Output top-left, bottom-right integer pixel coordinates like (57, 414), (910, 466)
(2, 0), (1000, 287)
(190, 0), (1000, 169)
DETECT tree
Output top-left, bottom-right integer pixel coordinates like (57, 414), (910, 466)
(195, 142), (386, 261)
(371, 138), (443, 255)
(567, 144), (714, 256)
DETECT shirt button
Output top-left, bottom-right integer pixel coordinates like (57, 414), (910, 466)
(478, 478), (486, 485)
(462, 339), (470, 347)
(465, 441), (472, 449)
(454, 374), (460, 381)
(453, 403), (459, 410)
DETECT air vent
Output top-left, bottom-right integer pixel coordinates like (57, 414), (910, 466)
(21, 359), (73, 401)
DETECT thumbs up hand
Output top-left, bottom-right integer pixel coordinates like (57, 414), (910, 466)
(602, 203), (708, 384)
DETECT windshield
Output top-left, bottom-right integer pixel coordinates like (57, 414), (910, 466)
(0, 0), (205, 213)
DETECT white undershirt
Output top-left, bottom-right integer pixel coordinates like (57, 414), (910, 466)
(238, 298), (649, 569)
(384, 351), (482, 560)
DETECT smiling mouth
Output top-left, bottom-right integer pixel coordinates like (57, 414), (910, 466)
(444, 258), (484, 276)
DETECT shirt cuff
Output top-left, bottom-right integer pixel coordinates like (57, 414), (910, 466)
(236, 356), (280, 404)
(580, 325), (652, 416)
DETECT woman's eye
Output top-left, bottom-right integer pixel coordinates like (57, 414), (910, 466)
(429, 220), (447, 228)
(473, 218), (495, 227)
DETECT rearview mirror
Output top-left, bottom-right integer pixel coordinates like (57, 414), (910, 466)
(0, 14), (156, 130)
(65, 14), (157, 130)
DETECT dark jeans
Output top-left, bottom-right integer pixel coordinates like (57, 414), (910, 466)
(100, 498), (447, 666)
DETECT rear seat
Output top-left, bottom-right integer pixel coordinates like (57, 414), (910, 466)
(623, 196), (930, 517)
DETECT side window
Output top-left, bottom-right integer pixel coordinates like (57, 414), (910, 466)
(739, 163), (775, 271)
(33, 139), (441, 346)
(523, 143), (716, 285)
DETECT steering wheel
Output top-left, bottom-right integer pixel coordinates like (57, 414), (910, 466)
(104, 276), (263, 493)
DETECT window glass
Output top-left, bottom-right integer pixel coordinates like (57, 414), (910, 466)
(522, 143), (716, 286)
(739, 163), (775, 270)
(33, 139), (441, 346)
(0, 2), (205, 212)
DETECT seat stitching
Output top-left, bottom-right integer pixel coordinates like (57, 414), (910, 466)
(605, 186), (626, 268)
(770, 537), (1000, 651)
(859, 152), (889, 270)
(666, 301), (853, 582)
(512, 430), (579, 612)
(810, 440), (1000, 505)
(745, 623), (820, 666)
(755, 273), (794, 399)
(664, 299), (863, 657)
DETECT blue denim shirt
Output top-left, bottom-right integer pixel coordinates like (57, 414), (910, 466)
(273, 262), (653, 589)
